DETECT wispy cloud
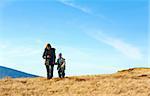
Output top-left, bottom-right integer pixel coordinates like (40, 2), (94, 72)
(87, 31), (143, 60)
(57, 0), (91, 14)
(0, 41), (41, 57)
(57, 0), (113, 23)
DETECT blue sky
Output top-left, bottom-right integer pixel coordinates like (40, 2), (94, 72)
(0, 0), (149, 77)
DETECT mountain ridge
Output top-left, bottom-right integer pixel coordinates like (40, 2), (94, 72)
(0, 65), (39, 79)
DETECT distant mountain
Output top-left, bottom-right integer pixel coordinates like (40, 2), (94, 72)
(0, 66), (39, 79)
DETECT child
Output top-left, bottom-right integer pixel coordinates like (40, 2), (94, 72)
(56, 53), (66, 78)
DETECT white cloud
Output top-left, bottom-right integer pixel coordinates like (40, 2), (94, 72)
(0, 40), (42, 57)
(87, 31), (143, 60)
(57, 0), (113, 24)
(57, 0), (144, 61)
(58, 0), (91, 14)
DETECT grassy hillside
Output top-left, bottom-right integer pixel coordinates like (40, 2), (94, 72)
(0, 68), (150, 96)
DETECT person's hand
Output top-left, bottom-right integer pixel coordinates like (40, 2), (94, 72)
(55, 63), (58, 65)
(47, 55), (50, 58)
(43, 56), (46, 59)
(57, 67), (59, 70)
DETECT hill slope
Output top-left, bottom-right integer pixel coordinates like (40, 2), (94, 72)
(0, 68), (150, 96)
(0, 66), (38, 79)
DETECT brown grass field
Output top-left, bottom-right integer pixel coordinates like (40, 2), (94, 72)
(0, 68), (150, 96)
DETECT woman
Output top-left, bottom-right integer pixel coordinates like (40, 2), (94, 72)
(42, 43), (56, 79)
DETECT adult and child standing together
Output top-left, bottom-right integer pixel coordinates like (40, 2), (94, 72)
(42, 43), (66, 79)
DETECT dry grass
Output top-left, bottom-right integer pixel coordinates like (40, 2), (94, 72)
(0, 68), (150, 96)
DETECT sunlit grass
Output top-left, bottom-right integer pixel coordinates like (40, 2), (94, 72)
(0, 68), (150, 96)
